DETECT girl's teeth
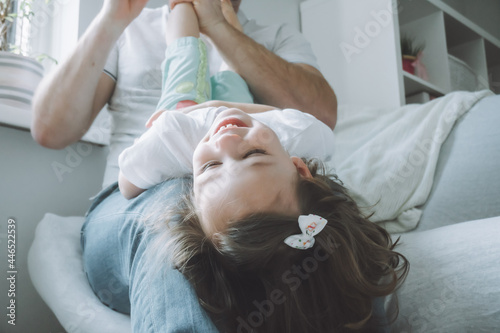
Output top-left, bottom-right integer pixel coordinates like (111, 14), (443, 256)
(221, 124), (238, 130)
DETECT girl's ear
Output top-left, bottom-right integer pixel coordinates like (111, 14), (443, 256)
(291, 157), (313, 179)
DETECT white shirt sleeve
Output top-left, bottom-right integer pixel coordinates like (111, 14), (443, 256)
(119, 107), (333, 190)
(103, 41), (119, 82)
(253, 109), (335, 163)
(118, 107), (221, 189)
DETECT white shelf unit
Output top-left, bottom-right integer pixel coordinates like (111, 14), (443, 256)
(300, 0), (500, 107)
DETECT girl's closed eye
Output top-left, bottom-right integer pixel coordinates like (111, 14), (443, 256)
(201, 149), (267, 173)
(243, 149), (267, 158)
(202, 161), (221, 172)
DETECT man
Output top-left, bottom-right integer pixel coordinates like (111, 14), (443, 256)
(32, 0), (336, 150)
(31, 2), (338, 329)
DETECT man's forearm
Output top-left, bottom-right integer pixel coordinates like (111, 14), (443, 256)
(204, 22), (337, 129)
(31, 13), (121, 148)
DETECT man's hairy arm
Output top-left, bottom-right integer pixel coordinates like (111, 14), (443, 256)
(31, 0), (149, 149)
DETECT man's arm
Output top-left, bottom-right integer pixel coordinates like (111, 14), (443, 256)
(192, 0), (337, 129)
(31, 0), (150, 149)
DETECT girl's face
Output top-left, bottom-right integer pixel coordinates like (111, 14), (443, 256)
(193, 108), (311, 235)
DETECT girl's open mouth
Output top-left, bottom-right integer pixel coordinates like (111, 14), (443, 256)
(213, 117), (249, 136)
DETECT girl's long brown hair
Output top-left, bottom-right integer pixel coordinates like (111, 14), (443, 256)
(145, 159), (409, 332)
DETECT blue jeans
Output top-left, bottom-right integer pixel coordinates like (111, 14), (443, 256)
(81, 179), (219, 332)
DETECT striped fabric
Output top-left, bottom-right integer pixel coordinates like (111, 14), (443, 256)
(0, 51), (44, 110)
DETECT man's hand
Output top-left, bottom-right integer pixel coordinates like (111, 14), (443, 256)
(191, 0), (227, 35)
(31, 0), (150, 149)
(169, 0), (194, 10)
(100, 0), (150, 30)
(187, 1), (337, 129)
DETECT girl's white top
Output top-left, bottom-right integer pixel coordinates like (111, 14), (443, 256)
(119, 107), (335, 190)
(100, 6), (320, 188)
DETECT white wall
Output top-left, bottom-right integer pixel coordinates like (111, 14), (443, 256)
(0, 125), (108, 333)
(241, 0), (304, 31)
(77, 0), (305, 37)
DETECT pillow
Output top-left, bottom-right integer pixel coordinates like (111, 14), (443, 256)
(28, 213), (131, 333)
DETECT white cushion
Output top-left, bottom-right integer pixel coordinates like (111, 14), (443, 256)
(28, 213), (131, 333)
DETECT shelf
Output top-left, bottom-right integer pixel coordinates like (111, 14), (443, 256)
(399, 10), (451, 94)
(403, 71), (446, 97)
(443, 13), (482, 48)
(0, 103), (110, 146)
(397, 0), (439, 25)
(448, 39), (488, 85)
(485, 40), (500, 68)
(300, 0), (498, 108)
(429, 0), (500, 48)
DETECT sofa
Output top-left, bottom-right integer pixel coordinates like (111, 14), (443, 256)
(28, 92), (500, 332)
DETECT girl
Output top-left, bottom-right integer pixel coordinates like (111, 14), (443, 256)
(117, 0), (335, 200)
(113, 1), (410, 332)
(133, 105), (409, 331)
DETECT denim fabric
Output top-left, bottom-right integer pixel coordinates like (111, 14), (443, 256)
(81, 179), (219, 332)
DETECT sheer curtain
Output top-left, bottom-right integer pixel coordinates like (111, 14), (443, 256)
(15, 0), (80, 72)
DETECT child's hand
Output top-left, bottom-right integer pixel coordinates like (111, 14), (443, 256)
(118, 171), (146, 199)
(100, 0), (150, 29)
(145, 109), (167, 128)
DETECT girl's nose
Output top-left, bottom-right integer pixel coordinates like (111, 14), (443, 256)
(215, 132), (249, 158)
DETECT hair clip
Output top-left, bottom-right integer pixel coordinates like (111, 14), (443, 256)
(284, 214), (328, 250)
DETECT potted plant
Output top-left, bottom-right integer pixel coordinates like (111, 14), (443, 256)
(0, 0), (50, 110)
(400, 34), (426, 77)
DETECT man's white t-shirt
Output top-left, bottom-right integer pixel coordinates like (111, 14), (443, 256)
(119, 107), (335, 190)
(100, 6), (321, 188)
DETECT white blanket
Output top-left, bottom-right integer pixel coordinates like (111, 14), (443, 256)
(330, 90), (493, 233)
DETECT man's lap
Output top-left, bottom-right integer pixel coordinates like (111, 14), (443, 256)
(81, 179), (218, 332)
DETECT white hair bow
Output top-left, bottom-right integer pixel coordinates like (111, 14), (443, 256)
(284, 214), (328, 250)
